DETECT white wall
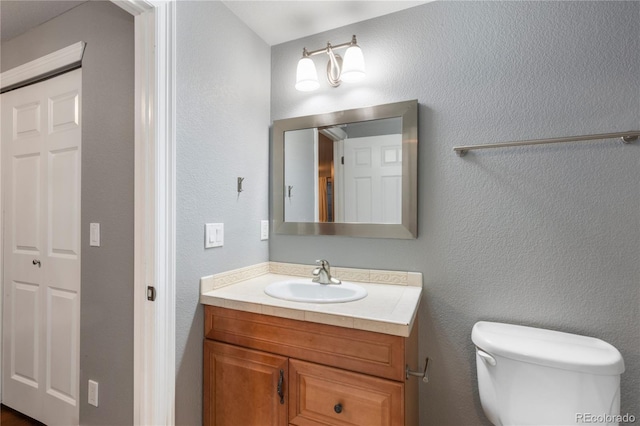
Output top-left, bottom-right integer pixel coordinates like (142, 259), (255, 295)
(175, 2), (271, 424)
(284, 128), (317, 222)
(270, 2), (639, 424)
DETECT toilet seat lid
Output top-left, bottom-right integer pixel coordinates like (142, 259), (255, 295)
(472, 321), (625, 375)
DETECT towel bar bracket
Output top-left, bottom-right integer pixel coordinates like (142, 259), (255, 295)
(406, 357), (430, 383)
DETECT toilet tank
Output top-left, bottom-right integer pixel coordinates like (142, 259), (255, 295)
(472, 322), (625, 426)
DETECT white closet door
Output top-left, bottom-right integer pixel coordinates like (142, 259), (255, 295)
(2, 68), (81, 426)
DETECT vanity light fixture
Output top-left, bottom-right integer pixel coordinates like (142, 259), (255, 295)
(295, 35), (365, 92)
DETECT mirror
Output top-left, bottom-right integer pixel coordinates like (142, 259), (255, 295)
(273, 100), (418, 239)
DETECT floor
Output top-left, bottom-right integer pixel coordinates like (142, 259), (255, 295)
(0, 405), (44, 426)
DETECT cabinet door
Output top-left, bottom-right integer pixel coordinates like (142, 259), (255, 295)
(204, 341), (288, 426)
(289, 359), (404, 426)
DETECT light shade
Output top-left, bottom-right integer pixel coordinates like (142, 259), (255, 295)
(295, 57), (319, 91)
(340, 45), (366, 83)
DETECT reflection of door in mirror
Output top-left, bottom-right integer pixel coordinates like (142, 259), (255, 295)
(341, 134), (402, 224)
(317, 133), (334, 222)
(284, 117), (403, 224)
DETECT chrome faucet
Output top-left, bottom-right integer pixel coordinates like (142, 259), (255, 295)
(312, 259), (341, 285)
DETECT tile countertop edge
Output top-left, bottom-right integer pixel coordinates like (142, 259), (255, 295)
(200, 262), (270, 293)
(199, 263), (423, 337)
(200, 261), (423, 290)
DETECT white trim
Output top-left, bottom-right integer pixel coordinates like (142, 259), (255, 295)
(111, 1), (176, 425)
(111, 0), (155, 16)
(0, 42), (86, 91)
(0, 77), (3, 408)
(149, 2), (176, 425)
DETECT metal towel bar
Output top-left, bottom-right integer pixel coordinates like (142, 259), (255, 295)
(453, 130), (639, 157)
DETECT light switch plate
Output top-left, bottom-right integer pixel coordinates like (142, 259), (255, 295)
(88, 380), (99, 407)
(260, 220), (269, 240)
(90, 223), (100, 247)
(205, 223), (224, 248)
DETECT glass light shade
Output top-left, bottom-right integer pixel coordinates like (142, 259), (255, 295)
(340, 45), (366, 83)
(295, 57), (319, 91)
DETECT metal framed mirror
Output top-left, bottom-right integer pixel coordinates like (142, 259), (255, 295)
(272, 99), (418, 239)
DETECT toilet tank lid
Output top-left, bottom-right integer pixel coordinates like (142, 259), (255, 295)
(472, 321), (624, 375)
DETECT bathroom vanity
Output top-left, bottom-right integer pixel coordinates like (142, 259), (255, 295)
(200, 262), (422, 426)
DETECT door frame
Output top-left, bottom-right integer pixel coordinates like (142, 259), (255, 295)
(110, 1), (176, 425)
(0, 1), (176, 424)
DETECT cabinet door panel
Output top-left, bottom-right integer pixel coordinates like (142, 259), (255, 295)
(289, 359), (404, 426)
(204, 341), (288, 426)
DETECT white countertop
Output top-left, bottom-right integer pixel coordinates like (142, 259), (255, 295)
(200, 271), (422, 337)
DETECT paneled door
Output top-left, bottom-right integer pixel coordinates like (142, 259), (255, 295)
(1, 68), (81, 426)
(342, 134), (402, 224)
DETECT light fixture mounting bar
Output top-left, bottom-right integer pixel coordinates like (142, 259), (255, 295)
(304, 35), (358, 57)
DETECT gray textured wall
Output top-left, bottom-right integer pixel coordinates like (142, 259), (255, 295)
(1, 2), (135, 425)
(176, 2), (271, 425)
(270, 2), (639, 425)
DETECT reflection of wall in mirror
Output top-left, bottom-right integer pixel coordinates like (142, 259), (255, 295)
(284, 128), (318, 222)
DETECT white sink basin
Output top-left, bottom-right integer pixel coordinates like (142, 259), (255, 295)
(264, 279), (367, 303)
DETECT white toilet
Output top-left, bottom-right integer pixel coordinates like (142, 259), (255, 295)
(472, 321), (625, 426)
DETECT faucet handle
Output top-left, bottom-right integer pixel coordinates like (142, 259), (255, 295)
(315, 259), (330, 269)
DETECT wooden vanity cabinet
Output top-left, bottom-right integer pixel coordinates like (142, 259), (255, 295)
(204, 306), (418, 426)
(204, 341), (288, 426)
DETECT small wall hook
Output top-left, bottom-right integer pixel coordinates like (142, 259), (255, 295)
(287, 185), (293, 198)
(237, 177), (245, 193)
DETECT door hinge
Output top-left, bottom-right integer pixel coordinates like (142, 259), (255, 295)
(341, 156), (344, 165)
(147, 286), (156, 301)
